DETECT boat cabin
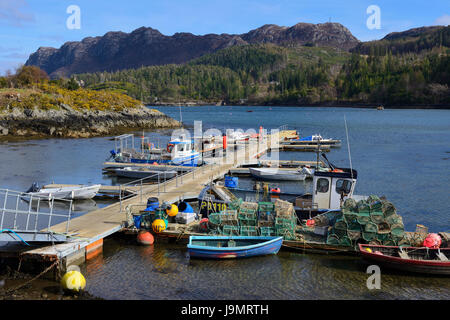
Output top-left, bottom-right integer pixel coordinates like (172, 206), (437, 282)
(312, 168), (357, 210)
(167, 136), (200, 166)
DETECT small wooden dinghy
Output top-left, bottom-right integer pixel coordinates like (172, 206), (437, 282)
(359, 244), (450, 275)
(188, 236), (283, 259)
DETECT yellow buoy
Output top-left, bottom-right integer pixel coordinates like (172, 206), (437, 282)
(166, 204), (179, 217)
(152, 219), (166, 233)
(61, 270), (86, 292)
(365, 248), (373, 253)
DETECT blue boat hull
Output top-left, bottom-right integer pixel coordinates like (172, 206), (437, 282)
(121, 153), (200, 167)
(187, 236), (283, 259)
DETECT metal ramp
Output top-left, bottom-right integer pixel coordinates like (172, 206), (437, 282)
(0, 189), (71, 243)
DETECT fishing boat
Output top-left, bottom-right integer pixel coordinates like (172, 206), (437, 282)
(25, 183), (101, 200)
(110, 134), (201, 167)
(249, 167), (307, 181)
(114, 167), (177, 180)
(187, 236), (283, 259)
(359, 244), (450, 275)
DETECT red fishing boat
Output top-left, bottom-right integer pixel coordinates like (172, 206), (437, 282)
(359, 244), (450, 275)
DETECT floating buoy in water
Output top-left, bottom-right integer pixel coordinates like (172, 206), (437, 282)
(61, 270), (86, 293)
(137, 230), (154, 245)
(166, 204), (179, 217)
(152, 219), (166, 233)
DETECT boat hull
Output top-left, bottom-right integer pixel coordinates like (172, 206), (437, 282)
(31, 185), (101, 200)
(115, 168), (177, 180)
(359, 244), (450, 275)
(188, 236), (283, 259)
(249, 168), (306, 181)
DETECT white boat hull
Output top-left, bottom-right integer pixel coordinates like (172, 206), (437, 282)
(249, 168), (307, 181)
(31, 185), (101, 200)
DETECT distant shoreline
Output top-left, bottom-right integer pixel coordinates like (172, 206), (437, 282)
(150, 102), (450, 110)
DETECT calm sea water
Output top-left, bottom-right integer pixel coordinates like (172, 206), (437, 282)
(0, 106), (449, 299)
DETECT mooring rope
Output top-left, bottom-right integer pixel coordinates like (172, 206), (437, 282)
(3, 260), (59, 295)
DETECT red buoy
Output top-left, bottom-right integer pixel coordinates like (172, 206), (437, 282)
(222, 134), (227, 151)
(306, 219), (315, 227)
(199, 218), (209, 231)
(137, 231), (154, 246)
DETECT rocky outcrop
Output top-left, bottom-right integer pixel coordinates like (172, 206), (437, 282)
(0, 106), (180, 138)
(26, 22), (360, 78)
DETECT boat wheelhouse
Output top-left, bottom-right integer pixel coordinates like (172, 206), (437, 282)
(110, 134), (201, 167)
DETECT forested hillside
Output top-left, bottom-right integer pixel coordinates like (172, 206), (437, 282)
(74, 26), (450, 107)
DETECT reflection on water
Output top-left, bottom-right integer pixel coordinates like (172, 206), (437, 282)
(83, 238), (450, 300)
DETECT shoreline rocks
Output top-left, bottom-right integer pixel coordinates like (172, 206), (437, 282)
(0, 105), (180, 138)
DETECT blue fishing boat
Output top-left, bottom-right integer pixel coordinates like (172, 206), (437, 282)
(187, 236), (283, 259)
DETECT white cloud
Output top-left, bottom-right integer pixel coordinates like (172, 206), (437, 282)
(0, 0), (34, 27)
(434, 14), (450, 26)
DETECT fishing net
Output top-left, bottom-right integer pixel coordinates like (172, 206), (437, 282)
(326, 234), (340, 245)
(339, 236), (352, 246)
(228, 198), (243, 210)
(238, 209), (257, 220)
(362, 232), (376, 242)
(386, 214), (403, 226)
(376, 233), (390, 242)
(404, 232), (426, 247)
(377, 222), (391, 234)
(365, 222), (378, 233)
(347, 221), (362, 232)
(275, 216), (297, 228)
(260, 227), (276, 237)
(357, 200), (370, 214)
(276, 226), (296, 240)
(221, 225), (240, 236)
(356, 211), (371, 225)
(239, 202), (258, 212)
(239, 217), (257, 227)
(347, 230), (361, 241)
(367, 195), (381, 204)
(342, 198), (357, 211)
(313, 214), (330, 227)
(390, 224), (405, 239)
(382, 201), (396, 218)
(258, 220), (275, 228)
(334, 218), (348, 231)
(369, 239), (382, 246)
(274, 199), (295, 218)
(258, 201), (275, 213)
(343, 210), (358, 223)
(332, 228), (347, 239)
(240, 226), (259, 236)
(370, 211), (385, 224)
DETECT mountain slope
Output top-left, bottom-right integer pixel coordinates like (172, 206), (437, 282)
(25, 22), (359, 78)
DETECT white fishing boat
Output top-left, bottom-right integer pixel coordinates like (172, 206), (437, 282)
(25, 183), (101, 200)
(249, 168), (307, 181)
(114, 167), (177, 180)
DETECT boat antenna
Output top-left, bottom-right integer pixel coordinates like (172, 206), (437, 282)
(344, 115), (354, 180)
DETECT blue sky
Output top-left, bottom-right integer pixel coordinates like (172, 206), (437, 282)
(0, 0), (449, 75)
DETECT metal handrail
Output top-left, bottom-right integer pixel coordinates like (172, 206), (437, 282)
(0, 188), (73, 234)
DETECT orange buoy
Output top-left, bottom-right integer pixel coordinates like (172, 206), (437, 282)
(137, 230), (154, 245)
(270, 188), (281, 193)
